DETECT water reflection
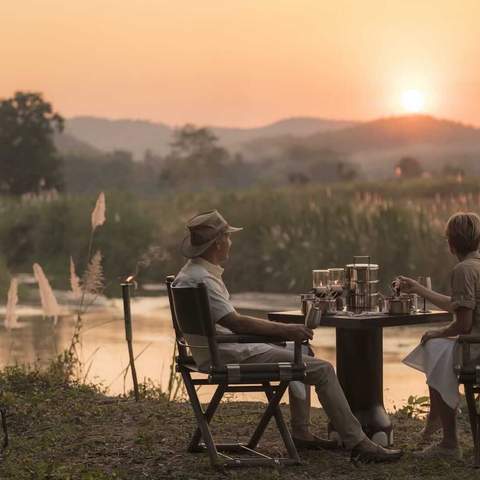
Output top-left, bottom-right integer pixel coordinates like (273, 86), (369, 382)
(0, 296), (431, 410)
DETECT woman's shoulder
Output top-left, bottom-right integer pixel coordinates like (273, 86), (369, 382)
(453, 253), (480, 276)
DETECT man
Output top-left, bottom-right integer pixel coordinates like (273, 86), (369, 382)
(174, 210), (402, 462)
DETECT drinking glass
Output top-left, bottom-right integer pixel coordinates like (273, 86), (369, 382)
(328, 268), (345, 299)
(312, 269), (329, 295)
(417, 276), (432, 312)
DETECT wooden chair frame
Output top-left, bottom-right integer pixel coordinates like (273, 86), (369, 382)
(455, 335), (480, 467)
(166, 275), (306, 469)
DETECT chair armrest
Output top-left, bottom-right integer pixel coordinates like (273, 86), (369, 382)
(458, 335), (480, 344)
(216, 334), (285, 344)
(215, 335), (303, 367)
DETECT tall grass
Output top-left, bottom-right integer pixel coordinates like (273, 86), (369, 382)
(1, 178), (479, 296)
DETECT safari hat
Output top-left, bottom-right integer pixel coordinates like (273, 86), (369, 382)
(181, 210), (243, 258)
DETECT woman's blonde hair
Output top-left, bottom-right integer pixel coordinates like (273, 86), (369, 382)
(445, 212), (480, 255)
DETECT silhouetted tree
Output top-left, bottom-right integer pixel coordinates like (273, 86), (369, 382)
(394, 156), (423, 179)
(159, 125), (230, 190)
(337, 161), (358, 181)
(0, 91), (64, 195)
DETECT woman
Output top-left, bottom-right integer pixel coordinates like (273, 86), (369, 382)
(399, 212), (480, 460)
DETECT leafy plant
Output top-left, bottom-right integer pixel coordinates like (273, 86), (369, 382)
(395, 395), (430, 418)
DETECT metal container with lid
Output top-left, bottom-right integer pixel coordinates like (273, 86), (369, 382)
(345, 256), (380, 313)
(385, 295), (412, 314)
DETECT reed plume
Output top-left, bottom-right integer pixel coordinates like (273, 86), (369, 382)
(91, 192), (106, 231)
(33, 263), (60, 323)
(5, 278), (18, 330)
(69, 257), (82, 298)
(82, 251), (104, 296)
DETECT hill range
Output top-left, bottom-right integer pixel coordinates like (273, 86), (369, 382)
(61, 116), (355, 159)
(58, 114), (480, 178)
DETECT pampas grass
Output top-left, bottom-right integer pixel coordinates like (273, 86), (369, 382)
(5, 278), (18, 330)
(91, 192), (106, 231)
(82, 251), (104, 297)
(69, 256), (82, 299)
(69, 193), (107, 366)
(33, 263), (60, 324)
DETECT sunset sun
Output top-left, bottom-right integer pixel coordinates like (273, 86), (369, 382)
(401, 89), (426, 113)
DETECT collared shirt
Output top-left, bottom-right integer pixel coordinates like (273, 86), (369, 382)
(173, 257), (272, 369)
(450, 250), (480, 335)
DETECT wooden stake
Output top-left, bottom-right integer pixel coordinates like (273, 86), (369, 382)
(121, 282), (140, 401)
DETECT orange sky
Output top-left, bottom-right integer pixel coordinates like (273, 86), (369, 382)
(1, 0), (479, 127)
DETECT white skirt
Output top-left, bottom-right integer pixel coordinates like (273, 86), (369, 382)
(402, 338), (459, 410)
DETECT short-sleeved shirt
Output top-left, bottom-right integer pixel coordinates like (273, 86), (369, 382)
(450, 251), (480, 336)
(173, 257), (272, 369)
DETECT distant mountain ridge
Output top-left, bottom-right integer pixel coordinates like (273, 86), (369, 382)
(304, 115), (480, 151)
(241, 114), (480, 178)
(57, 114), (480, 179)
(60, 116), (356, 159)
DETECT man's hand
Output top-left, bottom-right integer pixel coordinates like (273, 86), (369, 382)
(420, 330), (444, 345)
(284, 324), (313, 342)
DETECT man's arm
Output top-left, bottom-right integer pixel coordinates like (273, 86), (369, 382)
(218, 311), (313, 343)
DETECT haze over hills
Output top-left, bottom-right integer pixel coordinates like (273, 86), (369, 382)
(242, 115), (480, 178)
(57, 114), (480, 179)
(61, 116), (356, 159)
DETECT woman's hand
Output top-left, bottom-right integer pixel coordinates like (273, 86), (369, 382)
(420, 330), (444, 345)
(398, 276), (422, 295)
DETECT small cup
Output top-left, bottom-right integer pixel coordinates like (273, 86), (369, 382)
(305, 301), (322, 329)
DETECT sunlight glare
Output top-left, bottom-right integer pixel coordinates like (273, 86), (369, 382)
(401, 89), (425, 113)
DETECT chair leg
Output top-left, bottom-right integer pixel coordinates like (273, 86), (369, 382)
(262, 382), (301, 463)
(180, 370), (220, 467)
(475, 412), (480, 468)
(465, 385), (477, 439)
(188, 384), (226, 452)
(246, 382), (293, 453)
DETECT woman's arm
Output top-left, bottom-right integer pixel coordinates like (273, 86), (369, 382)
(398, 276), (453, 312)
(421, 307), (473, 344)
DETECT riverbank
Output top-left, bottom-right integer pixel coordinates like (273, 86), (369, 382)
(0, 359), (476, 479)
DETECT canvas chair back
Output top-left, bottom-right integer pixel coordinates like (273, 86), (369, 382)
(165, 275), (189, 362)
(169, 280), (220, 368)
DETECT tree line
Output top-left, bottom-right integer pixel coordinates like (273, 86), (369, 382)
(1, 91), (365, 196)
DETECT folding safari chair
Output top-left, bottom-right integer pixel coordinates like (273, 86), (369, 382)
(165, 275), (306, 469)
(455, 335), (480, 467)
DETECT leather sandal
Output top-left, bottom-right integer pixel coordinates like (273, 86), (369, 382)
(350, 443), (403, 464)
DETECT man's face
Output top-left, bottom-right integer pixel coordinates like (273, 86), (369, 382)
(216, 232), (232, 263)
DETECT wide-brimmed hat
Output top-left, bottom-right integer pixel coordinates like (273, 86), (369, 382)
(181, 210), (243, 258)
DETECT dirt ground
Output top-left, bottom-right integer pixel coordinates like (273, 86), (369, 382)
(0, 363), (478, 480)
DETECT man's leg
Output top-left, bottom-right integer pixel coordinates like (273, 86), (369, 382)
(301, 354), (365, 449)
(242, 346), (365, 449)
(289, 385), (311, 439)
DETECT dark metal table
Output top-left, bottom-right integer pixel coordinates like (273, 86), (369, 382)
(267, 310), (450, 446)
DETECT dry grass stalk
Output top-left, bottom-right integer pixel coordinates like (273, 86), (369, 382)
(82, 251), (104, 296)
(5, 278), (18, 330)
(69, 257), (82, 299)
(33, 263), (60, 323)
(91, 192), (106, 231)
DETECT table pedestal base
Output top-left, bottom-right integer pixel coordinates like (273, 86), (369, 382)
(330, 327), (393, 447)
